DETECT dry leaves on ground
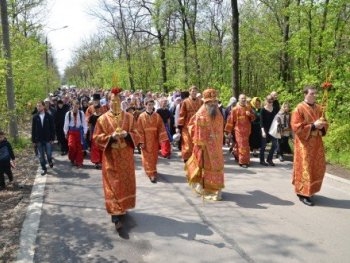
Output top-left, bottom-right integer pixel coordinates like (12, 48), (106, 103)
(0, 146), (38, 262)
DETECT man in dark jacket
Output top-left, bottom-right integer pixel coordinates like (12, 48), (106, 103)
(31, 101), (56, 175)
(55, 99), (70, 155)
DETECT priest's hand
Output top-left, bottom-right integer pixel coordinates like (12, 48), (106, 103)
(314, 119), (325, 130)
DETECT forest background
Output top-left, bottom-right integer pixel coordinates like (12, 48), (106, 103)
(0, 0), (349, 168)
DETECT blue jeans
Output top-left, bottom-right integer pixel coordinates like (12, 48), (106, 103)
(37, 142), (53, 170)
(260, 135), (278, 162)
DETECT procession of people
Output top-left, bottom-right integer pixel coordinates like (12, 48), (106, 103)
(0, 83), (328, 233)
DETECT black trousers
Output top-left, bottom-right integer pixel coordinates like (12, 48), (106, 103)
(0, 165), (13, 187)
(56, 128), (68, 152)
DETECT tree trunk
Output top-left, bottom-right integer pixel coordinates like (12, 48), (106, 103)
(178, 0), (201, 88)
(317, 0), (330, 77)
(231, 0), (239, 98)
(182, 16), (189, 86)
(159, 34), (168, 94)
(0, 0), (19, 141)
(307, 0), (314, 73)
(280, 0), (291, 89)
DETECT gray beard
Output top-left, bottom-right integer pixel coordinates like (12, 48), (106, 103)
(206, 104), (218, 119)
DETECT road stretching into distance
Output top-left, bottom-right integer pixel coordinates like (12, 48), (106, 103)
(16, 147), (350, 263)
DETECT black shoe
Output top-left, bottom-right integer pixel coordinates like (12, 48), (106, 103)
(112, 215), (123, 230)
(297, 195), (314, 206)
(41, 170), (47, 176)
(150, 177), (157, 184)
(267, 160), (275, 166)
(240, 164), (248, 168)
(117, 227), (129, 239)
(252, 153), (258, 157)
(114, 221), (122, 230)
(260, 161), (268, 166)
(61, 151), (67, 156)
(49, 162), (54, 168)
(278, 155), (284, 162)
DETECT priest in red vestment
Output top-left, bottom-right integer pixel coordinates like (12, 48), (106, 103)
(185, 88), (225, 201)
(137, 98), (169, 183)
(291, 85), (328, 206)
(93, 87), (140, 230)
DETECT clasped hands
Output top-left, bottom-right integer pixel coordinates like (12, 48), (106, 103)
(313, 119), (326, 130)
(111, 130), (127, 140)
(224, 133), (233, 139)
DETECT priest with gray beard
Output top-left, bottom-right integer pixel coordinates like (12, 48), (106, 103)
(185, 88), (225, 201)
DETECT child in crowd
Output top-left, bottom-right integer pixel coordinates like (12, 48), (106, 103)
(0, 131), (16, 190)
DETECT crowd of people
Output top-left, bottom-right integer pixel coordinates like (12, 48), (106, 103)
(0, 84), (328, 233)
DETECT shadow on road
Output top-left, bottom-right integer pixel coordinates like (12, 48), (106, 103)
(223, 190), (294, 209)
(34, 210), (143, 263)
(313, 195), (350, 209)
(128, 212), (225, 248)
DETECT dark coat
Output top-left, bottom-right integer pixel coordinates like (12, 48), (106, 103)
(31, 111), (55, 143)
(0, 139), (15, 166)
(55, 105), (70, 131)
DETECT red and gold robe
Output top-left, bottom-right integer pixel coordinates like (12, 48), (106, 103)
(224, 104), (255, 165)
(93, 111), (139, 216)
(291, 102), (328, 196)
(85, 104), (108, 123)
(177, 97), (203, 161)
(137, 111), (169, 177)
(185, 105), (224, 193)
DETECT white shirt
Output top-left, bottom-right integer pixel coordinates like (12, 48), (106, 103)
(174, 103), (181, 127)
(39, 112), (45, 126)
(63, 110), (88, 136)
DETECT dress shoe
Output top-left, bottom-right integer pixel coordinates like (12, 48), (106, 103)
(150, 177), (157, 184)
(49, 162), (54, 168)
(117, 228), (129, 239)
(260, 161), (268, 166)
(41, 169), (47, 176)
(267, 160), (275, 166)
(114, 221), (122, 230)
(297, 195), (314, 206)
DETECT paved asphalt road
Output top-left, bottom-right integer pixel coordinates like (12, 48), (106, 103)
(16, 147), (350, 263)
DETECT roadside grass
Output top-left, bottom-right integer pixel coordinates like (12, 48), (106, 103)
(326, 150), (350, 170)
(8, 136), (32, 154)
(324, 122), (350, 169)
